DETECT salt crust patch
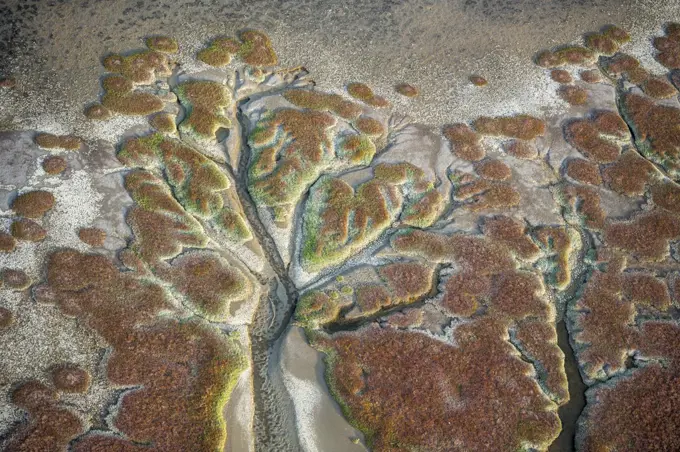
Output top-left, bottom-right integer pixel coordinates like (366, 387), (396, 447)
(0, 169), (103, 278)
(281, 369), (323, 452)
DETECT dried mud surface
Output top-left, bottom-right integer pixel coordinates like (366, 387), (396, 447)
(1, 2), (680, 452)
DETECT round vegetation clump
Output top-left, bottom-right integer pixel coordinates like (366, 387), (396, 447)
(78, 227), (107, 247)
(346, 82), (389, 107)
(198, 37), (241, 66)
(355, 116), (385, 136)
(0, 233), (16, 252)
(145, 36), (179, 53)
(149, 113), (177, 133)
(42, 156), (67, 175)
(469, 75), (488, 86)
(395, 83), (419, 97)
(84, 103), (112, 120)
(11, 218), (47, 242)
(34, 133), (82, 150)
(0, 77), (16, 88)
(51, 364), (91, 393)
(580, 69), (603, 83)
(0, 307), (13, 330)
(11, 190), (55, 218)
(1, 268), (31, 290)
(550, 69), (573, 84)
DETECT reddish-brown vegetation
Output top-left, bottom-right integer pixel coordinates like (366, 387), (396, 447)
(580, 69), (602, 83)
(482, 215), (540, 261)
(78, 227), (107, 247)
(11, 219), (47, 242)
(602, 150), (657, 196)
(604, 209), (680, 261)
(1, 268), (31, 290)
(475, 159), (512, 180)
(619, 92), (680, 179)
(34, 133), (82, 150)
(473, 115), (546, 140)
(0, 232), (16, 252)
(394, 83), (419, 97)
(504, 139), (539, 159)
(12, 190), (55, 218)
(442, 123), (485, 161)
(42, 155), (67, 175)
(565, 158), (602, 185)
(550, 69), (573, 84)
(651, 181), (680, 213)
(0, 307), (13, 330)
(654, 23), (680, 69)
(346, 82), (389, 108)
(469, 74), (488, 86)
(51, 364), (91, 393)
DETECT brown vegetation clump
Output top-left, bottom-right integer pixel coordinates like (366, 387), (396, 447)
(604, 209), (680, 261)
(175, 80), (231, 139)
(602, 150), (657, 196)
(619, 92), (680, 179)
(475, 159), (512, 180)
(441, 272), (489, 316)
(564, 117), (622, 163)
(654, 23), (680, 69)
(101, 74), (165, 116)
(283, 89), (362, 120)
(35, 249), (245, 451)
(355, 285), (392, 315)
(145, 35), (179, 53)
(651, 181), (680, 213)
(578, 364), (680, 451)
(197, 37), (241, 66)
(443, 123), (485, 161)
(102, 49), (171, 84)
(469, 74), (488, 86)
(550, 69), (573, 84)
(0, 306), (13, 330)
(513, 320), (569, 403)
(580, 69), (602, 83)
(558, 85), (588, 105)
(239, 29), (278, 66)
(394, 83), (419, 97)
(456, 179), (521, 211)
(535, 226), (574, 290)
(623, 273), (671, 310)
(0, 233), (16, 252)
(123, 170), (207, 265)
(355, 116), (385, 136)
(504, 139), (539, 159)
(346, 82), (389, 108)
(51, 364), (91, 393)
(11, 191), (55, 218)
(0, 76), (16, 88)
(572, 254), (636, 380)
(1, 268), (31, 290)
(11, 218), (47, 242)
(164, 250), (251, 321)
(473, 115), (546, 140)
(565, 158), (602, 185)
(641, 76), (677, 99)
(34, 133), (82, 150)
(149, 112), (176, 133)
(248, 108), (337, 214)
(42, 155), (67, 175)
(584, 33), (619, 55)
(78, 227), (107, 247)
(559, 184), (606, 229)
(4, 380), (85, 450)
(314, 320), (560, 451)
(482, 215), (540, 261)
(378, 262), (434, 303)
(84, 103), (112, 120)
(535, 46), (596, 68)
